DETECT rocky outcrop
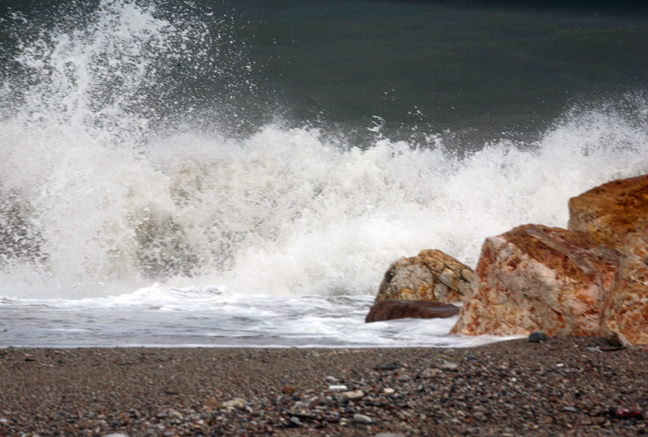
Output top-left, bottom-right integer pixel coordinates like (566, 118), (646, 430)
(365, 299), (460, 323)
(372, 174), (648, 343)
(600, 230), (648, 345)
(451, 224), (620, 337)
(376, 249), (475, 305)
(569, 174), (648, 249)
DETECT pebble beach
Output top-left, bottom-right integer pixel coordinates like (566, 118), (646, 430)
(1, 336), (647, 436)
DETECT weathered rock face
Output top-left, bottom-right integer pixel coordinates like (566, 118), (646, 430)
(365, 299), (460, 323)
(451, 224), (620, 337)
(376, 249), (475, 305)
(600, 230), (648, 345)
(569, 174), (648, 249)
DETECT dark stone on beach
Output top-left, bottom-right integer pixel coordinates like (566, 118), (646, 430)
(528, 331), (547, 343)
(374, 361), (402, 371)
(365, 299), (459, 323)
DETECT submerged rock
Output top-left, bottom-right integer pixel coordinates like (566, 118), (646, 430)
(376, 249), (475, 304)
(365, 299), (460, 323)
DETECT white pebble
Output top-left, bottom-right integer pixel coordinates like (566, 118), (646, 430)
(341, 390), (364, 400)
(439, 361), (459, 371)
(222, 398), (246, 409)
(328, 384), (348, 391)
(353, 413), (373, 423)
(383, 388), (395, 395)
(166, 409), (183, 420)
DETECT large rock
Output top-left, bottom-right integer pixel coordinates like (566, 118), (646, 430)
(365, 299), (460, 323)
(600, 229), (648, 345)
(569, 174), (648, 249)
(376, 249), (475, 304)
(451, 224), (620, 337)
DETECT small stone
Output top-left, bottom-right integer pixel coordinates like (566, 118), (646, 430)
(375, 434), (405, 437)
(341, 390), (364, 400)
(282, 386), (296, 395)
(203, 397), (220, 409)
(438, 361), (459, 371)
(103, 434), (129, 437)
(353, 413), (374, 424)
(585, 346), (601, 353)
(374, 361), (401, 371)
(166, 409), (182, 420)
(325, 376), (338, 383)
(328, 384), (348, 391)
(607, 331), (632, 348)
(289, 416), (301, 427)
(383, 388), (395, 395)
(529, 331), (547, 343)
(222, 398), (245, 409)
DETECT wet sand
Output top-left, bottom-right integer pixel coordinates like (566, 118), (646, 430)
(0, 336), (646, 436)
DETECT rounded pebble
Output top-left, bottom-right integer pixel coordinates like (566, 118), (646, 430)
(353, 413), (374, 423)
(528, 331), (547, 343)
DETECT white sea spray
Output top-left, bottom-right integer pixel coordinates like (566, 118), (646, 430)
(0, 0), (647, 348)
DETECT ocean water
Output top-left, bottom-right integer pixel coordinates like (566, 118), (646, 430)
(0, 0), (647, 347)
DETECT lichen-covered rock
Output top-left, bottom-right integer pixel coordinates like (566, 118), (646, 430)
(569, 174), (648, 249)
(600, 229), (648, 345)
(376, 249), (475, 304)
(365, 299), (460, 323)
(451, 224), (620, 337)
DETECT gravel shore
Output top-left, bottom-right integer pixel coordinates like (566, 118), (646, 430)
(1, 336), (646, 436)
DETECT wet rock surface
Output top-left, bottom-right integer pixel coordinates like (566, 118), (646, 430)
(1, 338), (648, 436)
(365, 299), (460, 323)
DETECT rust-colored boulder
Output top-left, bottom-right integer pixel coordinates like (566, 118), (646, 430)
(376, 249), (475, 305)
(365, 299), (460, 323)
(600, 229), (648, 345)
(451, 224), (620, 337)
(569, 174), (648, 249)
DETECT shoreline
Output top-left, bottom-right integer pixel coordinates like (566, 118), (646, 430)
(1, 336), (646, 436)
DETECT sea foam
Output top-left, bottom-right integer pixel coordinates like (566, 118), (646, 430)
(0, 0), (647, 300)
